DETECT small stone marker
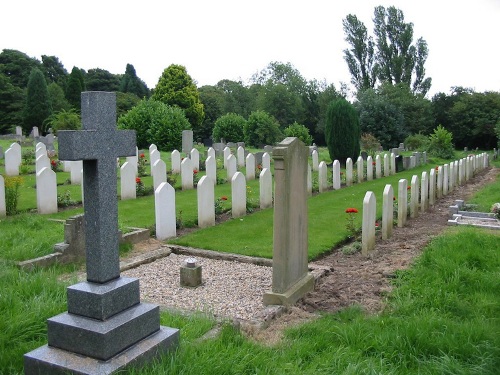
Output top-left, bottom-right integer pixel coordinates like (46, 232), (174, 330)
(36, 167), (58, 214)
(197, 176), (215, 228)
(25, 92), (179, 374)
(397, 179), (408, 228)
(382, 184), (393, 240)
(246, 153), (256, 180)
(311, 149), (319, 171)
(410, 175), (419, 218)
(171, 149), (181, 174)
(180, 257), (202, 288)
(231, 172), (246, 218)
(0, 175), (5, 217)
(155, 182), (176, 240)
(318, 161), (328, 192)
(259, 168), (273, 209)
(182, 130), (193, 155)
(190, 148), (200, 171)
(120, 161), (136, 200)
(227, 154), (237, 181)
(263, 137), (314, 306)
(346, 158), (353, 186)
(366, 156), (373, 181)
(332, 160), (341, 190)
(357, 156), (364, 183)
(362, 191), (376, 255)
(181, 157), (194, 190)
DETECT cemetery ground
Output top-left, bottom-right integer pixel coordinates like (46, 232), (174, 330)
(0, 143), (499, 373)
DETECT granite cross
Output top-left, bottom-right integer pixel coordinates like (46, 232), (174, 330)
(58, 92), (136, 283)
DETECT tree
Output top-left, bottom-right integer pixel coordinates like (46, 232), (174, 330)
(0, 73), (24, 133)
(119, 64), (149, 98)
(118, 98), (191, 151)
(85, 68), (120, 92)
(325, 98), (360, 164)
(47, 82), (71, 114)
(244, 110), (283, 147)
(283, 122), (313, 145)
(65, 67), (85, 109)
(152, 64), (204, 138)
(44, 108), (81, 134)
(427, 125), (455, 159)
(0, 49), (41, 88)
(216, 79), (254, 117)
(212, 113), (246, 143)
(116, 92), (141, 119)
(22, 67), (52, 133)
(342, 14), (377, 91)
(198, 85), (224, 141)
(41, 55), (68, 87)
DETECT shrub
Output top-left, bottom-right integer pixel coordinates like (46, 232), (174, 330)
(404, 133), (429, 151)
(283, 122), (313, 145)
(244, 110), (283, 147)
(360, 133), (382, 157)
(4, 176), (23, 215)
(44, 108), (81, 135)
(427, 125), (455, 159)
(212, 113), (246, 143)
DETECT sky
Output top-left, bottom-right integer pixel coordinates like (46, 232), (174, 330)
(2, 0), (499, 98)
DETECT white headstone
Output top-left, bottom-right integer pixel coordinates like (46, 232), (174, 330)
(384, 154), (390, 177)
(5, 146), (21, 176)
(36, 167), (58, 214)
(149, 149), (160, 175)
(181, 157), (194, 190)
(171, 149), (181, 174)
(149, 144), (157, 154)
(205, 156), (217, 185)
(223, 147), (231, 169)
(442, 164), (449, 195)
(190, 148), (200, 171)
(36, 142), (47, 159)
(231, 172), (246, 218)
(410, 175), (419, 218)
(207, 147), (215, 160)
(346, 158), (353, 186)
(362, 191), (376, 255)
(332, 160), (341, 190)
(36, 154), (50, 174)
(152, 159), (167, 191)
(429, 168), (436, 206)
(120, 161), (136, 200)
(357, 156), (364, 183)
(382, 184), (394, 240)
(197, 176), (215, 228)
(366, 156), (373, 181)
(237, 146), (245, 168)
(259, 168), (273, 209)
(0, 175), (5, 217)
(448, 162), (455, 192)
(307, 163), (312, 195)
(63, 160), (71, 172)
(262, 152), (271, 170)
(125, 154), (138, 176)
(311, 150), (319, 171)
(397, 179), (408, 228)
(390, 153), (396, 175)
(227, 154), (237, 181)
(70, 160), (83, 185)
(375, 155), (382, 179)
(458, 159), (464, 185)
(182, 130), (193, 155)
(155, 182), (176, 240)
(318, 161), (328, 192)
(421, 171), (429, 212)
(436, 166), (443, 198)
(246, 153), (256, 181)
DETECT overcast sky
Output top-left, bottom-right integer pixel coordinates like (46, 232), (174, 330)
(2, 0), (499, 98)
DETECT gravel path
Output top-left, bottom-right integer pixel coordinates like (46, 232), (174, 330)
(123, 253), (273, 321)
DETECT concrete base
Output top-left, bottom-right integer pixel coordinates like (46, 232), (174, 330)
(24, 326), (179, 375)
(263, 273), (314, 306)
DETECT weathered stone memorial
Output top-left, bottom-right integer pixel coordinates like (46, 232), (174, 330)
(24, 92), (179, 374)
(263, 137), (314, 306)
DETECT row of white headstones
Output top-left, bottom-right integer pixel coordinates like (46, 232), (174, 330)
(360, 153), (489, 255)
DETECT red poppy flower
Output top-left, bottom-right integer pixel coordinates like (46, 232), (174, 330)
(407, 186), (411, 190)
(221, 196), (228, 201)
(50, 160), (57, 166)
(345, 208), (358, 213)
(435, 166), (439, 170)
(257, 164), (262, 170)
(372, 162), (376, 166)
(136, 177), (141, 184)
(193, 169), (198, 174)
(140, 153), (145, 158)
(393, 196), (396, 201)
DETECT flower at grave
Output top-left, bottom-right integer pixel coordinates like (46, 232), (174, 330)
(372, 162), (376, 166)
(51, 159), (57, 167)
(257, 164), (262, 170)
(435, 166), (439, 171)
(407, 186), (411, 190)
(221, 196), (228, 201)
(139, 153), (145, 158)
(193, 169), (198, 174)
(345, 207), (359, 238)
(136, 177), (141, 184)
(345, 208), (358, 213)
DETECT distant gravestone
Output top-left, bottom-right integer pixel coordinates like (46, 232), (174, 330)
(24, 91), (178, 374)
(384, 154), (390, 177)
(262, 152), (271, 170)
(155, 182), (176, 240)
(397, 179), (408, 228)
(181, 157), (194, 190)
(126, 147), (138, 176)
(390, 153), (396, 175)
(223, 147), (231, 169)
(149, 149), (160, 175)
(5, 145), (21, 176)
(263, 145), (273, 154)
(366, 156), (373, 181)
(36, 167), (58, 214)
(227, 154), (237, 181)
(429, 168), (436, 206)
(16, 125), (22, 138)
(259, 168), (272, 209)
(182, 130), (193, 155)
(231, 172), (246, 218)
(190, 148), (200, 171)
(360, 151), (368, 160)
(437, 166), (443, 198)
(31, 126), (40, 138)
(246, 153), (256, 181)
(152, 159), (167, 191)
(311, 149), (319, 171)
(307, 163), (312, 195)
(120, 161), (136, 200)
(332, 160), (341, 190)
(171, 149), (181, 174)
(318, 161), (328, 193)
(345, 158), (353, 186)
(362, 191), (376, 255)
(375, 155), (382, 178)
(205, 155), (216, 185)
(36, 142), (47, 159)
(410, 175), (419, 218)
(70, 160), (83, 185)
(254, 151), (264, 166)
(263, 137), (314, 306)
(443, 164), (449, 195)
(357, 156), (363, 183)
(36, 154), (50, 174)
(421, 171), (429, 212)
(197, 176), (215, 228)
(237, 146), (245, 167)
(0, 175), (6, 217)
(449, 163), (455, 192)
(382, 184), (394, 240)
(207, 147), (215, 160)
(0, 145), (3, 159)
(212, 143), (225, 157)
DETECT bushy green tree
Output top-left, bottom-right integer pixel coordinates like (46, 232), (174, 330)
(41, 55), (68, 87)
(44, 108), (80, 134)
(0, 73), (24, 133)
(244, 110), (283, 147)
(212, 113), (245, 143)
(427, 125), (454, 159)
(152, 64), (204, 138)
(404, 133), (428, 151)
(85, 68), (120, 92)
(65, 67), (84, 109)
(198, 85), (224, 141)
(118, 98), (190, 151)
(47, 82), (71, 113)
(0, 49), (41, 88)
(116, 92), (141, 119)
(283, 122), (313, 145)
(22, 67), (52, 133)
(119, 64), (149, 98)
(325, 98), (360, 164)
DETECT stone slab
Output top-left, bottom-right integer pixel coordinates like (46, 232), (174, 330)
(263, 273), (314, 306)
(67, 277), (140, 320)
(47, 303), (160, 360)
(24, 326), (179, 375)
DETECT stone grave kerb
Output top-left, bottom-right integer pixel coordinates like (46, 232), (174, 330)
(58, 91), (136, 284)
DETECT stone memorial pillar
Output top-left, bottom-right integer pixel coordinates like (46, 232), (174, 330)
(263, 137), (314, 306)
(182, 129), (193, 155)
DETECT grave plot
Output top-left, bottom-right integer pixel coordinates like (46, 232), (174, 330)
(448, 199), (500, 230)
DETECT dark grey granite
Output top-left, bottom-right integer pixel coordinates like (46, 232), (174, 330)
(58, 91), (136, 284)
(47, 303), (160, 360)
(24, 327), (179, 375)
(67, 277), (140, 320)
